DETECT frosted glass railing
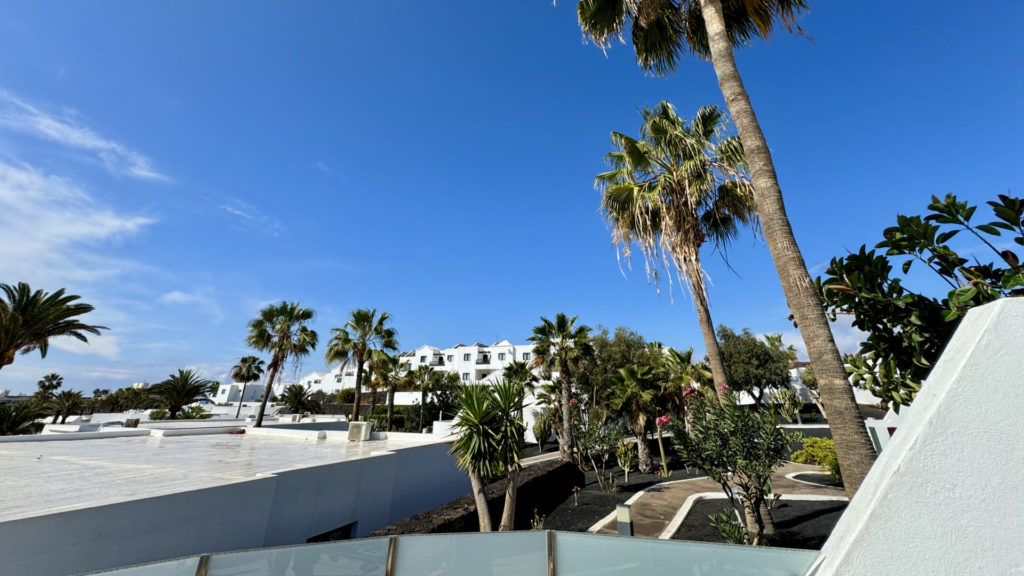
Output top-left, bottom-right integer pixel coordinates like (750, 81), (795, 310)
(83, 557), (200, 576)
(393, 531), (547, 576)
(206, 537), (389, 576)
(556, 532), (818, 576)
(82, 531), (818, 576)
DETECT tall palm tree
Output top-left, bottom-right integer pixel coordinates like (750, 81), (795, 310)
(246, 302), (319, 427)
(324, 309), (398, 422)
(449, 381), (526, 532)
(576, 0), (877, 495)
(150, 369), (214, 420)
(528, 313), (594, 462)
(598, 102), (754, 404)
(369, 352), (402, 430)
(33, 373), (63, 423)
(0, 283), (107, 373)
(368, 350), (398, 424)
(230, 356), (265, 419)
(52, 390), (85, 424)
(608, 365), (658, 473)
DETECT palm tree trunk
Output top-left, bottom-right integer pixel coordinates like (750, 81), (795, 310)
(255, 359), (281, 428)
(51, 413), (59, 424)
(699, 0), (877, 497)
(235, 382), (248, 419)
(386, 384), (396, 430)
(636, 429), (653, 474)
(351, 355), (364, 422)
(469, 472), (493, 532)
(685, 253), (730, 404)
(498, 467), (519, 531)
(558, 363), (574, 463)
(419, 389), (427, 432)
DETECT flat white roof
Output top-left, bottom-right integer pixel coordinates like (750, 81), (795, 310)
(0, 431), (443, 523)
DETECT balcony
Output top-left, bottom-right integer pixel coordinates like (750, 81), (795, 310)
(476, 354), (491, 365)
(429, 356), (445, 367)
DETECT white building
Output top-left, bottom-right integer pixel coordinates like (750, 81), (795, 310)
(212, 382), (267, 404)
(296, 340), (543, 395)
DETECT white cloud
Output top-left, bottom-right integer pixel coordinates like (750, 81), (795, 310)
(218, 197), (282, 236)
(0, 160), (154, 286)
(51, 334), (121, 360)
(0, 90), (166, 180)
(158, 290), (224, 324)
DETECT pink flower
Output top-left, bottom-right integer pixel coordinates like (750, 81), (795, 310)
(717, 385), (730, 392)
(568, 398), (578, 407)
(656, 415), (671, 427)
(683, 386), (697, 397)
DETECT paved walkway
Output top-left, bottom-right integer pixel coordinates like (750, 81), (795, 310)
(590, 463), (847, 539)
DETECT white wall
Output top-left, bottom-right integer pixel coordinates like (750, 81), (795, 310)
(812, 298), (1024, 576)
(0, 441), (468, 576)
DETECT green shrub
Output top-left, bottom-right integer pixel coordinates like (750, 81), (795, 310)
(177, 405), (213, 420)
(708, 509), (748, 545)
(336, 389), (355, 404)
(792, 437), (842, 483)
(148, 408), (167, 421)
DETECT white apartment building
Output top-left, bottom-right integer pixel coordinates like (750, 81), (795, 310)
(295, 340), (543, 395)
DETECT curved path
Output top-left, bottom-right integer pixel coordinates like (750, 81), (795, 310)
(589, 462), (846, 539)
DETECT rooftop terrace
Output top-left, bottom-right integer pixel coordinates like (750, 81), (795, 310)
(0, 429), (442, 523)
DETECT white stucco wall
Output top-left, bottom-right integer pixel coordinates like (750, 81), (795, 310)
(811, 298), (1024, 576)
(0, 441), (468, 576)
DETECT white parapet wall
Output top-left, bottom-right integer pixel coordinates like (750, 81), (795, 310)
(810, 298), (1024, 576)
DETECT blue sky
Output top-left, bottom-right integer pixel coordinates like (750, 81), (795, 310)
(1, 1), (1021, 394)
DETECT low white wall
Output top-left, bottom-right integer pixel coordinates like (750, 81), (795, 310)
(813, 298), (1024, 576)
(0, 441), (469, 576)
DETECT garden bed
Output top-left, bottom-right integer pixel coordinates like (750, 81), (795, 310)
(671, 498), (848, 550)
(541, 454), (703, 532)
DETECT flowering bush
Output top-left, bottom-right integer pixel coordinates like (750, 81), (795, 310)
(655, 415), (671, 428)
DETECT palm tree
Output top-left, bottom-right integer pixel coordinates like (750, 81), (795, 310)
(608, 365), (658, 473)
(598, 102), (754, 404)
(368, 350), (398, 424)
(449, 381), (526, 532)
(52, 390), (84, 424)
(657, 347), (711, 419)
(279, 384), (315, 414)
(409, 365), (451, 432)
(503, 359), (537, 421)
(0, 283), (107, 373)
(528, 313), (594, 462)
(449, 384), (497, 532)
(230, 356), (265, 419)
(33, 373), (63, 423)
(246, 302), (319, 427)
(150, 369), (214, 420)
(0, 402), (42, 435)
(576, 0), (876, 496)
(324, 309), (398, 422)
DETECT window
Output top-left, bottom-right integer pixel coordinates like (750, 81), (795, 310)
(522, 352), (531, 361)
(447, 355), (453, 362)
(463, 353), (471, 361)
(420, 355), (427, 363)
(498, 352), (506, 361)
(335, 375), (343, 383)
(462, 373), (469, 381)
